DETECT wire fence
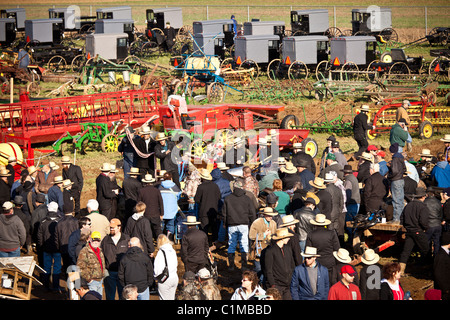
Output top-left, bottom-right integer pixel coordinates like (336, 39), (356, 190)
(9, 4), (450, 42)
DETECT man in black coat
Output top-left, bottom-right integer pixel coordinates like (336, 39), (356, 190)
(310, 177), (332, 221)
(222, 179), (256, 270)
(96, 163), (118, 220)
(399, 187), (430, 275)
(134, 127), (156, 177)
(361, 163), (389, 214)
(324, 173), (345, 245)
(306, 214), (341, 282)
(352, 105), (373, 160)
(180, 216), (210, 274)
(61, 156), (83, 215)
(194, 169), (221, 242)
(0, 169), (11, 205)
(154, 132), (181, 189)
(137, 174), (164, 241)
(291, 142), (316, 175)
(118, 237), (154, 300)
(261, 228), (295, 300)
(118, 126), (137, 179)
(433, 232), (450, 301)
(122, 167), (142, 225)
(424, 187), (443, 256)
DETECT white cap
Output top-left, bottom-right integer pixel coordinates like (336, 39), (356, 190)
(87, 199), (99, 211)
(47, 201), (58, 212)
(197, 268), (211, 279)
(2, 201), (13, 211)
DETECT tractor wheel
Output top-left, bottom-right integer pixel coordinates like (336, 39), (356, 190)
(190, 139), (207, 159)
(280, 114), (299, 129)
(101, 133), (119, 153)
(288, 60), (308, 80)
(214, 129), (235, 148)
(207, 82), (225, 103)
(302, 137), (318, 158)
(380, 52), (393, 63)
(419, 121), (434, 139)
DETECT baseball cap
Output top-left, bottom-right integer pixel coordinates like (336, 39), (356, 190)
(91, 231), (102, 241)
(367, 145), (378, 151)
(2, 201), (13, 213)
(197, 268), (211, 279)
(326, 153), (336, 161)
(377, 150), (386, 158)
(340, 265), (357, 276)
(183, 271), (196, 281)
(47, 201), (58, 212)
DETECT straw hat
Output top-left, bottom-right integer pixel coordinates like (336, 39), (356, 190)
(280, 161), (297, 174)
(100, 163), (111, 172)
(49, 161), (60, 171)
(217, 162), (229, 170)
(419, 149), (433, 157)
(109, 165), (118, 173)
(359, 152), (374, 162)
(301, 246), (320, 258)
(27, 165), (38, 175)
(272, 227), (293, 240)
(141, 126), (152, 135)
(310, 213), (331, 226)
(360, 249), (380, 265)
(62, 179), (73, 188)
(198, 168), (212, 180)
(360, 105), (370, 112)
(333, 248), (352, 263)
(0, 169), (11, 177)
(155, 132), (168, 141)
(142, 174), (155, 183)
(440, 134), (450, 142)
(182, 215), (201, 225)
(324, 172), (335, 182)
(127, 167), (141, 176)
(302, 192), (320, 205)
(259, 207), (278, 216)
(61, 156), (71, 164)
(54, 175), (64, 184)
(309, 177), (326, 189)
(280, 215), (299, 228)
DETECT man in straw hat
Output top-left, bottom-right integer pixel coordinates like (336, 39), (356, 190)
(290, 246), (329, 300)
(35, 159), (59, 199)
(0, 168), (11, 205)
(297, 159), (315, 192)
(359, 249), (381, 300)
(180, 215), (209, 274)
(118, 126), (137, 179)
(122, 167), (143, 222)
(222, 179), (256, 271)
(61, 155), (83, 216)
(47, 175), (64, 212)
(306, 214), (340, 281)
(352, 104), (374, 161)
(441, 134), (450, 161)
(249, 207), (278, 280)
(96, 163), (117, 221)
(154, 131), (182, 189)
(331, 248), (358, 286)
(262, 227), (295, 300)
(323, 172), (345, 245)
(194, 168), (221, 243)
(134, 126), (157, 177)
(328, 264), (361, 300)
(309, 177), (332, 220)
(280, 215), (302, 266)
(398, 187), (431, 276)
(280, 161), (300, 191)
(357, 151), (374, 184)
(416, 148), (436, 182)
(6, 156), (18, 187)
(137, 173), (163, 241)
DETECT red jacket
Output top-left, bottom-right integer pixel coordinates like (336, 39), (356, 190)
(328, 280), (361, 300)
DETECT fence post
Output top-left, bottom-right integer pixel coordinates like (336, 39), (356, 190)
(334, 6), (336, 28)
(247, 6), (250, 22)
(206, 5), (209, 20)
(424, 6), (427, 36)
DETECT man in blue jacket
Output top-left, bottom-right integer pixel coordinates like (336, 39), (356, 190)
(290, 246), (329, 300)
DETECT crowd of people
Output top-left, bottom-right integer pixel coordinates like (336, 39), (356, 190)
(0, 110), (449, 301)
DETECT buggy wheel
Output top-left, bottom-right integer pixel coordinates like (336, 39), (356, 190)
(101, 133), (119, 153)
(267, 59), (282, 81)
(324, 27), (342, 38)
(419, 120), (434, 139)
(26, 81), (40, 98)
(71, 54), (86, 73)
(176, 25), (193, 43)
(379, 28), (398, 45)
(341, 29), (353, 36)
(47, 55), (67, 74)
(429, 57), (450, 82)
(129, 39), (144, 56)
(140, 41), (160, 58)
(341, 61), (359, 81)
(239, 59), (259, 80)
(288, 60), (308, 80)
(315, 60), (330, 81)
(366, 60), (380, 81)
(220, 57), (235, 70)
(280, 114), (299, 129)
(389, 62), (410, 75)
(293, 30), (308, 36)
(79, 24), (94, 35)
(207, 82), (225, 103)
(302, 137), (318, 158)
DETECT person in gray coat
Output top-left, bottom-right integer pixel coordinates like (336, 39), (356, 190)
(0, 201), (26, 257)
